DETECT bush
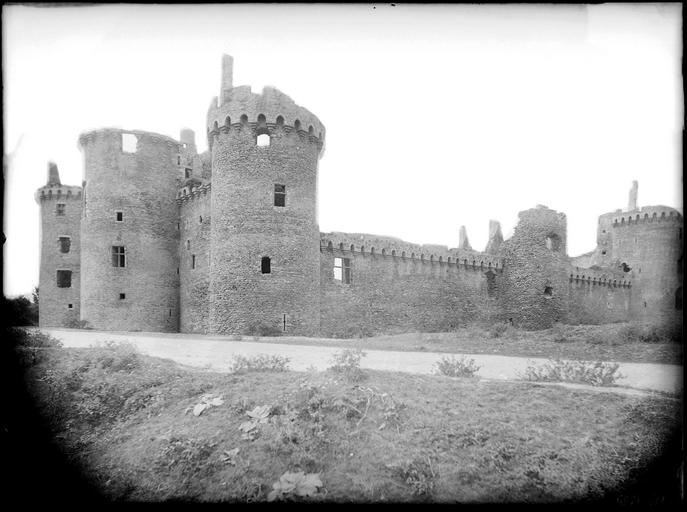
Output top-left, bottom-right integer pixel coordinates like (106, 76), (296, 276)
(433, 355), (481, 377)
(247, 323), (282, 337)
(9, 328), (63, 366)
(229, 354), (291, 373)
(2, 295), (38, 327)
(65, 318), (93, 330)
(618, 322), (679, 344)
(519, 358), (623, 387)
(327, 348), (367, 382)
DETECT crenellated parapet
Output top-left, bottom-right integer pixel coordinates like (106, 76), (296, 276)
(568, 265), (631, 288)
(35, 184), (82, 203)
(605, 206), (682, 228)
(320, 232), (505, 272)
(177, 182), (211, 205)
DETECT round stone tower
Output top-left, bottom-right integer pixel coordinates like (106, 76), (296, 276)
(206, 55), (326, 335)
(34, 162), (83, 327)
(78, 128), (181, 332)
(499, 205), (570, 329)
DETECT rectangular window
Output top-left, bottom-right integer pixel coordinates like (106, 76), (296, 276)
(185, 168), (192, 179)
(67, 303), (73, 309)
(122, 133), (137, 153)
(274, 184), (286, 207)
(119, 293), (126, 300)
(116, 211), (123, 222)
(56, 203), (66, 216)
(58, 236), (71, 254)
(112, 246), (126, 267)
(56, 270), (72, 288)
(334, 257), (352, 284)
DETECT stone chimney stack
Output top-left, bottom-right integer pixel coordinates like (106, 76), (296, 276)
(485, 220), (503, 255)
(627, 180), (638, 211)
(221, 54), (234, 104)
(458, 226), (472, 250)
(47, 161), (61, 186)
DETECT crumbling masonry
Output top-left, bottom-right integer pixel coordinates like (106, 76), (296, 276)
(35, 55), (683, 336)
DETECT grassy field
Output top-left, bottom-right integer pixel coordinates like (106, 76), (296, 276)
(10, 330), (682, 505)
(241, 322), (683, 365)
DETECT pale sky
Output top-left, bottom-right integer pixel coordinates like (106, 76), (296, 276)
(2, 3), (683, 298)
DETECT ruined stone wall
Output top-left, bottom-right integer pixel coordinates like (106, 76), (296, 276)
(35, 185), (82, 327)
(319, 235), (502, 337)
(78, 129), (181, 332)
(499, 206), (571, 329)
(179, 187), (211, 333)
(207, 81), (325, 335)
(566, 270), (633, 324)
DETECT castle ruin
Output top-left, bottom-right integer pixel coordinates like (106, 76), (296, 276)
(35, 55), (683, 336)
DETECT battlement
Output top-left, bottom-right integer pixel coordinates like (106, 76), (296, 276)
(177, 182), (212, 205)
(607, 206), (683, 228)
(34, 184), (82, 203)
(320, 232), (504, 271)
(207, 56), (325, 153)
(78, 128), (181, 151)
(568, 264), (631, 288)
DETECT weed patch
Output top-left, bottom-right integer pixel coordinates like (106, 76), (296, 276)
(432, 355), (481, 377)
(327, 348), (367, 382)
(229, 354), (290, 374)
(519, 359), (623, 387)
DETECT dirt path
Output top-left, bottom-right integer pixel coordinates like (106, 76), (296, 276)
(42, 328), (682, 396)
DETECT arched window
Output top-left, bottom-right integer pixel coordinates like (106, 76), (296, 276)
(294, 119), (301, 131)
(544, 286), (553, 298)
(327, 241), (333, 251)
(261, 256), (271, 274)
(240, 114), (248, 125)
(308, 125), (314, 135)
(225, 116), (231, 127)
(276, 115), (284, 126)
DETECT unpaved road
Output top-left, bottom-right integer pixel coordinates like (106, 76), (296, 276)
(42, 328), (682, 396)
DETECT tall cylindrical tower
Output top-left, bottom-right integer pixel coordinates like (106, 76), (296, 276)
(78, 129), (181, 331)
(207, 55), (326, 335)
(34, 162), (82, 327)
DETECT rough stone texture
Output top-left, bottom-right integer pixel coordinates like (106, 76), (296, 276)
(35, 55), (680, 335)
(207, 82), (325, 335)
(319, 245), (501, 337)
(179, 190), (211, 333)
(78, 129), (181, 332)
(35, 165), (82, 328)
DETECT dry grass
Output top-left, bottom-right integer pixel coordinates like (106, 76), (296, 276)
(245, 322), (683, 364)
(18, 334), (682, 504)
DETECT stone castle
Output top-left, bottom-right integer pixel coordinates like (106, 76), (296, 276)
(35, 55), (683, 336)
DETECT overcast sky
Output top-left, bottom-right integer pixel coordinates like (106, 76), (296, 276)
(2, 3), (682, 297)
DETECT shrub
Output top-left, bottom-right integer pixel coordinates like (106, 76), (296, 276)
(2, 295), (38, 326)
(65, 318), (93, 330)
(9, 328), (63, 366)
(327, 348), (367, 382)
(389, 457), (437, 497)
(433, 355), (481, 377)
(618, 322), (679, 344)
(247, 323), (282, 337)
(519, 358), (623, 387)
(229, 353), (291, 373)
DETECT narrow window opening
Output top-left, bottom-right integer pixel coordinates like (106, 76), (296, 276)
(116, 211), (123, 222)
(261, 256), (271, 274)
(112, 246), (126, 267)
(177, 155), (181, 166)
(185, 168), (192, 179)
(169, 309), (172, 317)
(274, 184), (286, 207)
(56, 270), (72, 288)
(58, 236), (71, 254)
(191, 254), (196, 269)
(122, 133), (137, 153)
(67, 304), (73, 309)
(544, 286), (553, 298)
(283, 314), (287, 332)
(257, 134), (270, 147)
(56, 203), (66, 216)
(199, 216), (203, 224)
(186, 240), (191, 250)
(601, 250), (607, 255)
(119, 293), (126, 300)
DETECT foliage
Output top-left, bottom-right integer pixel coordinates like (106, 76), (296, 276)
(488, 322), (510, 338)
(229, 354), (291, 374)
(156, 436), (220, 480)
(247, 322), (283, 337)
(65, 318), (93, 330)
(327, 348), (367, 382)
(2, 294), (38, 326)
(432, 355), (481, 377)
(519, 358), (623, 387)
(9, 328), (63, 366)
(388, 457), (437, 497)
(267, 471), (324, 501)
(618, 322), (682, 344)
